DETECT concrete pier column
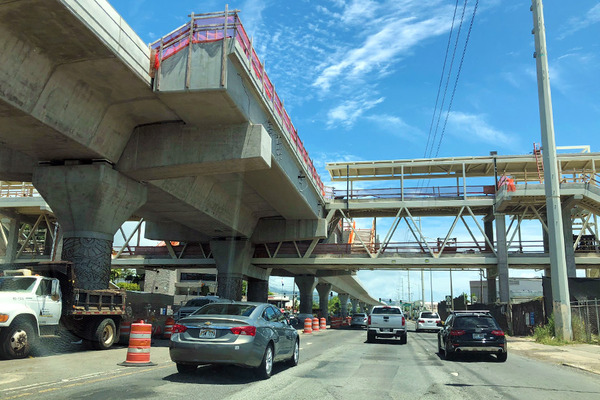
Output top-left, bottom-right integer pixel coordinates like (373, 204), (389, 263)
(2, 215), (20, 263)
(487, 272), (497, 303)
(542, 215), (551, 277)
(495, 214), (510, 303)
(484, 214), (495, 252)
(247, 277), (269, 302)
(210, 239), (254, 301)
(360, 302), (369, 313)
(561, 199), (576, 278)
(33, 164), (146, 289)
(350, 298), (358, 314)
(339, 293), (349, 318)
(316, 282), (332, 321)
(295, 275), (317, 321)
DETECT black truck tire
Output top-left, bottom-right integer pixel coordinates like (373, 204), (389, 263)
(91, 318), (117, 350)
(0, 318), (37, 359)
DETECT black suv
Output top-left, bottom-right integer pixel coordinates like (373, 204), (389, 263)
(437, 310), (507, 362)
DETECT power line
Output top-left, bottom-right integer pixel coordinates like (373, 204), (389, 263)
(428, 0), (469, 159)
(434, 0), (479, 157)
(423, 0), (460, 158)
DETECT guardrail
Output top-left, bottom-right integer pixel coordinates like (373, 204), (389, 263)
(330, 185), (496, 200)
(0, 182), (39, 197)
(149, 10), (325, 198)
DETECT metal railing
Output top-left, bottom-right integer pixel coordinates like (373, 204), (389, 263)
(330, 185), (496, 200)
(149, 10), (325, 198)
(0, 182), (39, 198)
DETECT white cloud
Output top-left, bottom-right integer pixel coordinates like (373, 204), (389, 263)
(447, 111), (515, 148)
(558, 3), (600, 40)
(326, 96), (384, 128)
(313, 4), (454, 92)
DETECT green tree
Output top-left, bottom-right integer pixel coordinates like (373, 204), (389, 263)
(328, 296), (341, 315)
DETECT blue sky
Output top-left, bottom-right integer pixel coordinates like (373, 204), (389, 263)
(110, 0), (600, 303)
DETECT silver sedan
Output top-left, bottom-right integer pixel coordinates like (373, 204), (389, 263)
(169, 302), (299, 379)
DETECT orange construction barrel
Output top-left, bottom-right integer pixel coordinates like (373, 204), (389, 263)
(119, 322), (156, 367)
(303, 318), (312, 334)
(320, 317), (327, 330)
(312, 317), (320, 332)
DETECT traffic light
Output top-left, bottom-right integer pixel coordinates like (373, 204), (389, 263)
(379, 298), (382, 302)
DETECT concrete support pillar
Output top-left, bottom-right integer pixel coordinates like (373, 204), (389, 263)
(3, 216), (20, 263)
(360, 302), (369, 313)
(32, 164), (146, 289)
(495, 214), (510, 303)
(316, 282), (331, 321)
(295, 275), (317, 321)
(561, 200), (577, 278)
(542, 215), (551, 277)
(487, 273), (497, 303)
(350, 298), (358, 314)
(247, 277), (269, 302)
(339, 293), (349, 318)
(484, 214), (495, 252)
(210, 239), (254, 301)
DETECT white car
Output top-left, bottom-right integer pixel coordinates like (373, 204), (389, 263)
(415, 311), (442, 332)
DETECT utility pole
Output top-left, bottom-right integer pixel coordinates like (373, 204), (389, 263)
(430, 269), (433, 311)
(531, 0), (572, 340)
(421, 269), (425, 309)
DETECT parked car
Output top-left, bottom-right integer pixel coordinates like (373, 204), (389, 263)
(174, 296), (223, 320)
(351, 313), (368, 328)
(437, 310), (507, 362)
(415, 311), (442, 332)
(169, 302), (299, 379)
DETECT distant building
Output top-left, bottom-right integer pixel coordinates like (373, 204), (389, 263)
(470, 278), (543, 304)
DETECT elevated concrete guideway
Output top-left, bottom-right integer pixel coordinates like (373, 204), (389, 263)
(0, 2), (378, 307)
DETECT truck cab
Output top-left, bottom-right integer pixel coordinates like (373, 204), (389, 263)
(0, 265), (125, 359)
(0, 271), (62, 359)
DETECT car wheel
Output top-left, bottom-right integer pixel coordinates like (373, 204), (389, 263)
(0, 318), (37, 359)
(400, 333), (407, 345)
(496, 352), (508, 362)
(176, 363), (197, 374)
(287, 339), (299, 367)
(91, 319), (117, 350)
(256, 344), (274, 379)
(366, 331), (375, 343)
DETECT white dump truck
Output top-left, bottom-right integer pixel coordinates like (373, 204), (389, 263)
(0, 262), (125, 359)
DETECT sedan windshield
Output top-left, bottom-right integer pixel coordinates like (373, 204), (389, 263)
(192, 303), (256, 316)
(0, 277), (37, 292)
(420, 312), (439, 319)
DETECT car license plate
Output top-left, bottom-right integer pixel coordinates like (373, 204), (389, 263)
(473, 333), (484, 339)
(199, 328), (216, 338)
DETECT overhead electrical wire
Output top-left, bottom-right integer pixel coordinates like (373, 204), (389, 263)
(423, 0), (461, 159)
(434, 0), (480, 158)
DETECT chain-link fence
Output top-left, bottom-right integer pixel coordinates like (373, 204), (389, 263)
(571, 299), (600, 341)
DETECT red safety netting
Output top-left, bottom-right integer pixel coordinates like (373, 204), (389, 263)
(149, 11), (326, 196)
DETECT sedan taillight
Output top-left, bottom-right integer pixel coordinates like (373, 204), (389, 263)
(418, 320), (425, 323)
(172, 324), (187, 334)
(230, 326), (256, 336)
(450, 329), (466, 336)
(491, 330), (505, 336)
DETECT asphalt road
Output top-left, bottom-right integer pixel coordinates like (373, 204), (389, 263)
(1, 323), (600, 400)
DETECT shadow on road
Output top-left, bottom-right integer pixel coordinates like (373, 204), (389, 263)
(162, 363), (296, 385)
